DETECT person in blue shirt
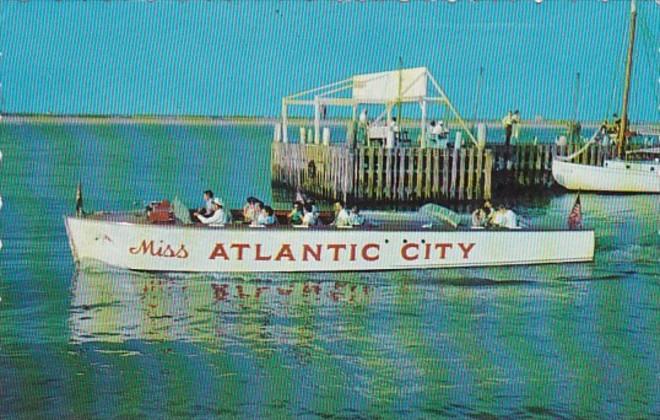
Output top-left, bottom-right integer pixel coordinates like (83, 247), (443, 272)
(257, 206), (277, 226)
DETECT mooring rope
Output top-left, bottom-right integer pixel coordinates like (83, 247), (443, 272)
(555, 131), (600, 162)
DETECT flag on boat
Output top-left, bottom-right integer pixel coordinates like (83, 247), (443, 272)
(568, 193), (582, 229)
(75, 182), (83, 216)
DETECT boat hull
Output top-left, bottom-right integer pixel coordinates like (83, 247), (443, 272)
(552, 159), (660, 193)
(65, 216), (595, 273)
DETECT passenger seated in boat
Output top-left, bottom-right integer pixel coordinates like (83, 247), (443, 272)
(288, 201), (304, 225)
(472, 200), (493, 227)
(307, 199), (320, 216)
(471, 208), (486, 228)
(349, 206), (364, 226)
(332, 200), (351, 227)
(302, 203), (318, 226)
(256, 205), (276, 226)
(194, 198), (225, 227)
(243, 196), (263, 223)
(489, 204), (518, 229)
(253, 201), (263, 223)
(197, 190), (215, 217)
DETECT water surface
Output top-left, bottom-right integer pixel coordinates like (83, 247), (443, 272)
(0, 122), (658, 418)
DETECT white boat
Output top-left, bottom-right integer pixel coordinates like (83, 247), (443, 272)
(552, 151), (660, 193)
(551, 0), (659, 194)
(65, 211), (594, 273)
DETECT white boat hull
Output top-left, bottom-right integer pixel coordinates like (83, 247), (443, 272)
(65, 217), (595, 272)
(552, 159), (660, 193)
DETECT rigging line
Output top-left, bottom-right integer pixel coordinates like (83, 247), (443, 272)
(607, 24), (628, 120)
(637, 15), (660, 108)
(0, 0), (5, 116)
(638, 15), (660, 72)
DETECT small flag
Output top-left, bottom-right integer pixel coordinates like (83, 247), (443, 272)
(568, 193), (582, 229)
(75, 182), (83, 216)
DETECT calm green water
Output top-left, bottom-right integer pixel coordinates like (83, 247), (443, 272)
(0, 122), (658, 418)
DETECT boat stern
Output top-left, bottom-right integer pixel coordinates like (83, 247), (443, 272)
(64, 215), (81, 264)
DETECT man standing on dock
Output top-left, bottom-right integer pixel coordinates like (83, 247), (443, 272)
(511, 110), (521, 143)
(502, 110), (514, 146)
(501, 110), (514, 168)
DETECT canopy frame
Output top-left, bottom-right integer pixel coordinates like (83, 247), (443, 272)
(280, 67), (478, 147)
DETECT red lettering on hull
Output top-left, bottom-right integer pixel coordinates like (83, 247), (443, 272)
(129, 240), (188, 259)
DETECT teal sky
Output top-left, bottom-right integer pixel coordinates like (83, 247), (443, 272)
(1, 0), (658, 122)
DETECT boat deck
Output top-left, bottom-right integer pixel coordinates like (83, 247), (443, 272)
(75, 211), (584, 233)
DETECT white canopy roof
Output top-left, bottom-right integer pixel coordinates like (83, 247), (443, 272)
(352, 67), (428, 102)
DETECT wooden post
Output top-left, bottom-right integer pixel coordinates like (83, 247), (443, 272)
(458, 148), (466, 201)
(385, 148), (393, 199)
(392, 148), (398, 199)
(432, 149), (440, 198)
(484, 150), (493, 200)
(467, 147), (475, 200)
(398, 147), (406, 200)
(405, 148), (412, 200)
(425, 146), (432, 199)
(367, 147), (375, 199)
(376, 147), (384, 200)
(535, 145), (543, 185)
(282, 100), (289, 143)
(450, 146), (458, 200)
(518, 145), (526, 186)
(442, 148), (449, 198)
(420, 100), (427, 149)
(543, 145), (551, 186)
(314, 96), (321, 145)
(416, 148), (424, 198)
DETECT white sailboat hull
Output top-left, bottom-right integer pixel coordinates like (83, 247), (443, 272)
(552, 159), (660, 193)
(65, 216), (595, 273)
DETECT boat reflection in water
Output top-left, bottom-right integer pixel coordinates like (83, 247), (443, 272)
(68, 263), (375, 346)
(68, 257), (599, 346)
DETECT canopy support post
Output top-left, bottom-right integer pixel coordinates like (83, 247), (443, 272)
(282, 99), (289, 143)
(427, 71), (478, 147)
(314, 96), (321, 145)
(420, 99), (427, 148)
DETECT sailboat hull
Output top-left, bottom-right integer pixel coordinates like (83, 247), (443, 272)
(552, 159), (660, 193)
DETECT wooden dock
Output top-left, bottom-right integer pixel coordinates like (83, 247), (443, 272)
(271, 142), (630, 203)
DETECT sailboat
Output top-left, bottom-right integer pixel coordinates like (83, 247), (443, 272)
(552, 0), (660, 193)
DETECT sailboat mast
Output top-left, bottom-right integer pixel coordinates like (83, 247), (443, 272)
(397, 57), (403, 125)
(617, 0), (637, 155)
